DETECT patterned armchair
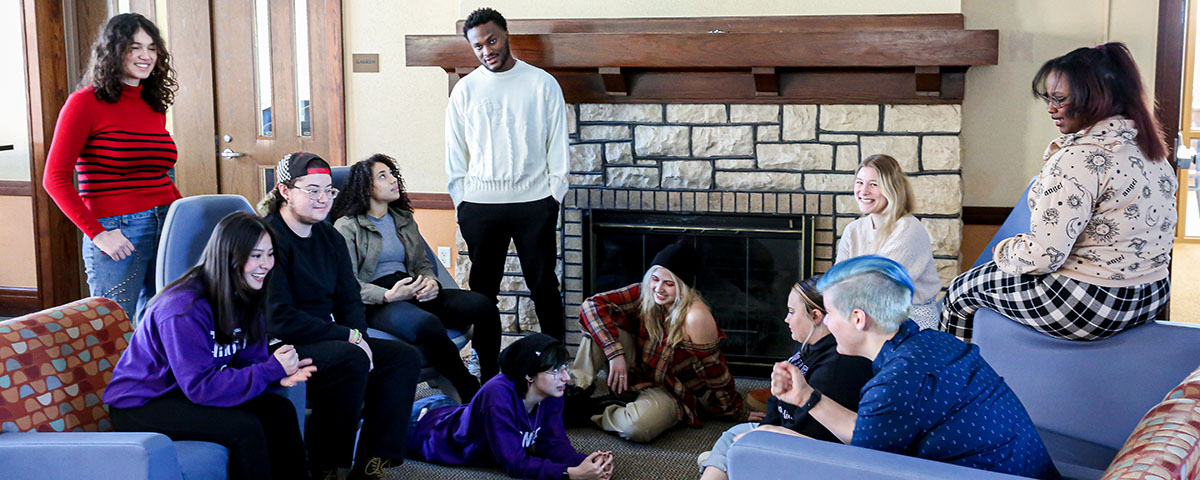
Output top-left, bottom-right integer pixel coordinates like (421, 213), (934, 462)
(0, 297), (228, 480)
(1103, 365), (1200, 479)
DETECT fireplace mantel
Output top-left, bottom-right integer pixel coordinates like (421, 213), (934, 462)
(405, 14), (998, 104)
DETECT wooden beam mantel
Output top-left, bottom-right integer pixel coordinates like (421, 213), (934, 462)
(407, 15), (998, 104)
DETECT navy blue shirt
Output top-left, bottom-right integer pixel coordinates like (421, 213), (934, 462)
(852, 320), (1060, 480)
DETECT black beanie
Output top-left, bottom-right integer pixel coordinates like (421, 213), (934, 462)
(498, 333), (562, 382)
(650, 239), (697, 284)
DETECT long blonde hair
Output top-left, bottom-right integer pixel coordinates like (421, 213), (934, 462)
(858, 154), (915, 252)
(637, 265), (705, 347)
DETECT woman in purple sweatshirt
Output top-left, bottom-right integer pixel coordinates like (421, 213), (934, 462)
(103, 212), (318, 480)
(407, 333), (615, 479)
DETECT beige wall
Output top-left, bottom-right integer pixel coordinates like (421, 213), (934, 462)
(343, 0), (1163, 209)
(0, 196), (38, 288)
(412, 208), (460, 274)
(962, 0), (1160, 207)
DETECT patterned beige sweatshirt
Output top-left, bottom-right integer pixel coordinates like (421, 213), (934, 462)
(994, 116), (1176, 287)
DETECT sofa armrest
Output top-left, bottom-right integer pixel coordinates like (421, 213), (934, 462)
(727, 430), (1029, 480)
(0, 432), (183, 480)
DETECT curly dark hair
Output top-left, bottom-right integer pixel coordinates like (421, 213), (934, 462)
(463, 7), (507, 37)
(330, 153), (413, 220)
(83, 13), (177, 113)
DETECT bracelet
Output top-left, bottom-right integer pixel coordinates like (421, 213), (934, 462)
(350, 329), (363, 344)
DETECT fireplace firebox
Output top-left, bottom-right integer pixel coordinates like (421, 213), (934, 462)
(584, 210), (813, 375)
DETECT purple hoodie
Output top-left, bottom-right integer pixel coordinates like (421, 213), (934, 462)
(407, 374), (588, 480)
(103, 281), (288, 409)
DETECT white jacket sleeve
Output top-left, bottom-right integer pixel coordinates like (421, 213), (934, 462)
(445, 92), (470, 206)
(993, 149), (1096, 275)
(543, 81), (570, 203)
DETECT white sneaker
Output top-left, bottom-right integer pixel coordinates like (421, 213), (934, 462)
(466, 349), (481, 378)
(696, 451), (711, 469)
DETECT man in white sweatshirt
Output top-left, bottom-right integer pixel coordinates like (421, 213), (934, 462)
(446, 7), (570, 341)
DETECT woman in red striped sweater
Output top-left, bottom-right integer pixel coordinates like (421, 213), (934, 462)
(43, 13), (180, 323)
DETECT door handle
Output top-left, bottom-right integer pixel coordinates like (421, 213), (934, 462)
(220, 148), (245, 158)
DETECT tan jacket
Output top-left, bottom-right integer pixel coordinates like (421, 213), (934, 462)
(994, 116), (1176, 287)
(333, 208), (437, 304)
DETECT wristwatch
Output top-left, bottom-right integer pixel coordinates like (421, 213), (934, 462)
(561, 467), (570, 479)
(797, 388), (823, 416)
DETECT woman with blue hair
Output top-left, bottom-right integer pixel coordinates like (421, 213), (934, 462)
(767, 255), (1060, 480)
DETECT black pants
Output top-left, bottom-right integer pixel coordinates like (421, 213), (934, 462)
(295, 337), (420, 471)
(457, 196), (565, 341)
(110, 390), (307, 480)
(366, 287), (500, 395)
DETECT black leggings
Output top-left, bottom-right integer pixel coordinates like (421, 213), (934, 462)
(110, 390), (306, 480)
(366, 286), (500, 393)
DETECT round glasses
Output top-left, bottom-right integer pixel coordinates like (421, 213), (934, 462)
(298, 187), (339, 200)
(540, 365), (571, 377)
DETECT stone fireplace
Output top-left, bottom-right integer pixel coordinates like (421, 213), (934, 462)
(413, 14), (998, 358)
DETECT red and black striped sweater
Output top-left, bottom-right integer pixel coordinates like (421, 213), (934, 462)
(44, 84), (181, 239)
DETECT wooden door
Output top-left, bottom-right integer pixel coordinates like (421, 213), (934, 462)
(211, 0), (344, 203)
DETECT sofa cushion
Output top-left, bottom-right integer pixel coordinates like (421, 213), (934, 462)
(973, 308), (1200, 452)
(175, 441), (229, 480)
(1101, 365), (1200, 480)
(0, 297), (131, 433)
(1036, 428), (1115, 480)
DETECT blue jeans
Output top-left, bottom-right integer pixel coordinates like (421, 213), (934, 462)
(81, 205), (169, 325)
(408, 394), (458, 444)
(700, 422), (759, 473)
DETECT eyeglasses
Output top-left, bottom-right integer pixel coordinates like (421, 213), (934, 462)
(297, 187), (339, 200)
(1040, 94), (1070, 108)
(540, 365), (571, 377)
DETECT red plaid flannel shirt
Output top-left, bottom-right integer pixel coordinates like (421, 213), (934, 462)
(578, 284), (746, 426)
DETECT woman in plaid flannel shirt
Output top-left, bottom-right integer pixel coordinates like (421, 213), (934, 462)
(569, 241), (746, 442)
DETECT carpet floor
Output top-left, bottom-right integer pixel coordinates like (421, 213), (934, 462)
(386, 378), (768, 480)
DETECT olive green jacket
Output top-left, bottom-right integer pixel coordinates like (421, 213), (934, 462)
(333, 207), (437, 305)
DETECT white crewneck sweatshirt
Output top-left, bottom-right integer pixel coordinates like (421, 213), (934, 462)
(444, 59), (570, 206)
(836, 215), (943, 304)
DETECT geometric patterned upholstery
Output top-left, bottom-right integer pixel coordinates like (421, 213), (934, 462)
(0, 297), (131, 433)
(1102, 363), (1200, 480)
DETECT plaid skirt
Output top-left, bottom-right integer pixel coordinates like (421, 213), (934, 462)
(940, 261), (1170, 342)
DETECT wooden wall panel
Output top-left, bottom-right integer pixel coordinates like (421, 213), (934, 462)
(23, 0), (83, 309)
(165, 0), (218, 196)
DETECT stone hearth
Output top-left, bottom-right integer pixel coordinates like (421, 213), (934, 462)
(456, 102), (964, 349)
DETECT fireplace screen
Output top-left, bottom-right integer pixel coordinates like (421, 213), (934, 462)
(583, 210), (813, 375)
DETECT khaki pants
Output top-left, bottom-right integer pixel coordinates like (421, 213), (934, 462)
(571, 330), (679, 442)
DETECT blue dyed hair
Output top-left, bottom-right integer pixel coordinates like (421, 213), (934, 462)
(817, 255), (915, 332)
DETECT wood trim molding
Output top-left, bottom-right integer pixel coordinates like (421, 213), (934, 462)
(0, 287), (39, 317)
(962, 206), (1012, 226)
(23, 0), (83, 309)
(1156, 0), (1186, 169)
(407, 31), (999, 70)
(0, 180), (33, 196)
(409, 193), (454, 210)
(410, 15), (997, 104)
(455, 13), (967, 34)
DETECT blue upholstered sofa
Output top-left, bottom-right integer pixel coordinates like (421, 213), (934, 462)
(1, 189), (471, 479)
(726, 180), (1200, 480)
